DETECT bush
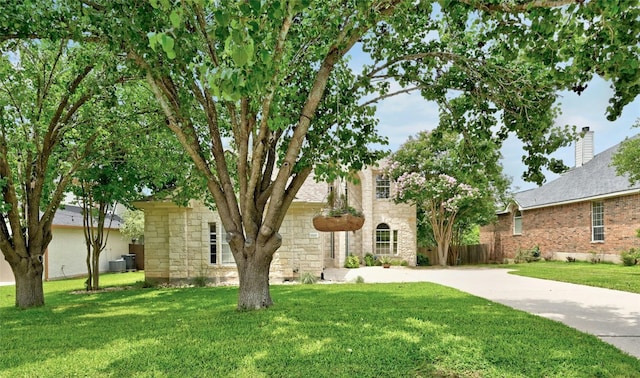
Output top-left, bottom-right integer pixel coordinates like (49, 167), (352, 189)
(620, 248), (640, 266)
(566, 256), (576, 263)
(190, 275), (209, 287)
(300, 272), (318, 284)
(355, 275), (365, 284)
(417, 254), (430, 266)
(364, 253), (376, 267)
(515, 246), (541, 263)
(344, 254), (360, 268)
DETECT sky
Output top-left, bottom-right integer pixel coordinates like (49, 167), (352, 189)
(369, 75), (640, 192)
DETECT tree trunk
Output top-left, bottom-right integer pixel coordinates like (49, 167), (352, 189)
(13, 257), (45, 308)
(236, 253), (274, 310)
(436, 241), (449, 267)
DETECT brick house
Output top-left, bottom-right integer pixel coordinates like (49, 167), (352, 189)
(135, 161), (417, 284)
(480, 129), (640, 262)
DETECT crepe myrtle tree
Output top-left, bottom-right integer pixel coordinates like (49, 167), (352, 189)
(7, 0), (638, 309)
(394, 172), (481, 266)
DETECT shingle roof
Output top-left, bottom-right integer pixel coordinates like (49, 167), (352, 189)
(514, 136), (640, 209)
(294, 175), (328, 203)
(52, 205), (123, 228)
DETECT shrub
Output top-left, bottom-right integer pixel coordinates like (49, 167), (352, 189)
(400, 260), (409, 267)
(190, 275), (209, 287)
(515, 246), (541, 263)
(417, 253), (430, 266)
(589, 251), (601, 264)
(620, 248), (640, 266)
(390, 259), (403, 266)
(364, 253), (376, 266)
(344, 254), (360, 268)
(566, 256), (576, 263)
(355, 275), (365, 284)
(300, 272), (318, 284)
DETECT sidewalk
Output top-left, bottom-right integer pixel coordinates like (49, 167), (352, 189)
(323, 267), (640, 359)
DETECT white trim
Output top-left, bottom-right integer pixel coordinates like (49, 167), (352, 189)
(519, 188), (640, 211)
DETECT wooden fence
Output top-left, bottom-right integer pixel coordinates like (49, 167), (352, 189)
(417, 244), (490, 266)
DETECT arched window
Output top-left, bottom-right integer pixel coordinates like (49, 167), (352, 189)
(513, 210), (522, 235)
(376, 223), (398, 255)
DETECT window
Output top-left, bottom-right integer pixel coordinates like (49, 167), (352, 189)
(592, 202), (604, 242)
(513, 210), (522, 235)
(375, 223), (399, 255)
(210, 223), (235, 265)
(376, 174), (390, 199)
(209, 223), (217, 264)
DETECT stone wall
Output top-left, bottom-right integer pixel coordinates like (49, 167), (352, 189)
(139, 200), (325, 283)
(480, 193), (640, 261)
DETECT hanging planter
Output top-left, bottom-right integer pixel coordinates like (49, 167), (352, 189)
(313, 212), (365, 232)
(313, 183), (364, 232)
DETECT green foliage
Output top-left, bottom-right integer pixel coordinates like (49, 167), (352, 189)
(612, 120), (640, 185)
(344, 254), (360, 269)
(514, 246), (541, 263)
(190, 276), (209, 287)
(363, 253), (376, 267)
(620, 248), (640, 266)
(299, 272), (318, 284)
(378, 255), (391, 265)
(354, 275), (365, 284)
(120, 210), (145, 241)
(2, 276), (640, 376)
(417, 254), (431, 267)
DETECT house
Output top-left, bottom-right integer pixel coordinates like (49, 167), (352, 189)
(480, 128), (640, 262)
(135, 162), (417, 284)
(0, 205), (130, 284)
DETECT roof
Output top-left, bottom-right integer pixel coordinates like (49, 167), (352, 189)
(294, 176), (329, 203)
(513, 136), (640, 210)
(52, 205), (123, 229)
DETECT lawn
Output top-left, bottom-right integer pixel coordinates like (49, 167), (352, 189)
(506, 261), (640, 294)
(1, 273), (639, 377)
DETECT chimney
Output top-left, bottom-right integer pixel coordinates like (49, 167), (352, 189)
(575, 127), (594, 167)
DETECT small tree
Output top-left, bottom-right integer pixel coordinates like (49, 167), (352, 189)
(393, 172), (481, 266)
(120, 209), (144, 243)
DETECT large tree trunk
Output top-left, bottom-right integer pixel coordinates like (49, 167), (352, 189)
(236, 251), (274, 310)
(12, 256), (45, 308)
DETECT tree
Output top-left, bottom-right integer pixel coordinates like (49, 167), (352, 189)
(388, 130), (508, 265)
(0, 40), (119, 307)
(68, 81), (199, 291)
(120, 209), (144, 243)
(6, 0), (638, 309)
(612, 119), (640, 185)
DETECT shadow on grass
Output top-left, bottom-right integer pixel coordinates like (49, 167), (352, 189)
(1, 283), (639, 377)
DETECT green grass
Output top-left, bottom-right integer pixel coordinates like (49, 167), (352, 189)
(506, 261), (640, 294)
(1, 273), (639, 377)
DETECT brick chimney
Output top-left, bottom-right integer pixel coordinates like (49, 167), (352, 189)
(575, 126), (594, 167)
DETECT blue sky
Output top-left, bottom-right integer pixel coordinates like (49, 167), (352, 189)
(370, 75), (640, 192)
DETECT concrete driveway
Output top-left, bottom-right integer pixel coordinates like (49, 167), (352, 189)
(322, 266), (640, 359)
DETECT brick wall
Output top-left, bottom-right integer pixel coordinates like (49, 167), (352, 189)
(480, 193), (640, 261)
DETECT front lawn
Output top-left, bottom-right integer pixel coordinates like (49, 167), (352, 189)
(1, 274), (639, 377)
(506, 261), (640, 294)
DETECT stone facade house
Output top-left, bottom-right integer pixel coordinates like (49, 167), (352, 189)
(136, 162), (417, 284)
(480, 129), (640, 262)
